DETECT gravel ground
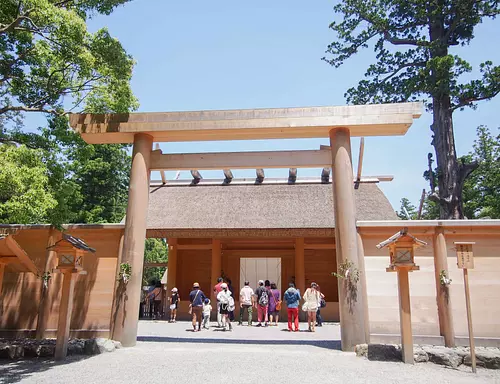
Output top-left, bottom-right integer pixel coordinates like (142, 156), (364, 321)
(1, 321), (500, 384)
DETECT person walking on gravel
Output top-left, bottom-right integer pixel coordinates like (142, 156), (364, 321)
(168, 287), (180, 323)
(217, 283), (234, 331)
(213, 277), (224, 327)
(189, 282), (206, 332)
(255, 280), (269, 327)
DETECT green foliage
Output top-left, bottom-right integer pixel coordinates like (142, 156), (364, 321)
(462, 126), (500, 218)
(143, 238), (168, 285)
(0, 144), (56, 223)
(324, 0), (500, 219)
(397, 198), (418, 220)
(0, 0), (137, 122)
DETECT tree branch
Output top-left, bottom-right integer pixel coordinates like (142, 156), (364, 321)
(452, 89), (500, 111)
(380, 61), (426, 84)
(383, 31), (428, 46)
(0, 105), (62, 115)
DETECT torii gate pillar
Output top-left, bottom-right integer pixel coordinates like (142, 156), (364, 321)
(330, 127), (369, 351)
(113, 133), (153, 347)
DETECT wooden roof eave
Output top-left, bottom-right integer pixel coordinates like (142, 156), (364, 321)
(3, 235), (38, 274)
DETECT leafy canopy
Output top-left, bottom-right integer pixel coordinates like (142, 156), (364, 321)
(323, 0), (500, 110)
(0, 0), (138, 122)
(0, 144), (57, 223)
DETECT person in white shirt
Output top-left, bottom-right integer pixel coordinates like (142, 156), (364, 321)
(239, 281), (255, 326)
(202, 298), (212, 329)
(217, 283), (234, 331)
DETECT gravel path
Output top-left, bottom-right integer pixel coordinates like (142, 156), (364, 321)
(1, 321), (499, 384)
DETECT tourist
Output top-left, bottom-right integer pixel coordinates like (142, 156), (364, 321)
(255, 279), (269, 327)
(283, 282), (300, 332)
(268, 282), (281, 326)
(303, 282), (320, 332)
(316, 285), (325, 327)
(226, 278), (235, 322)
(202, 298), (212, 329)
(217, 283), (234, 331)
(148, 280), (163, 320)
(239, 281), (254, 326)
(213, 277), (224, 327)
(168, 287), (180, 323)
(189, 282), (206, 332)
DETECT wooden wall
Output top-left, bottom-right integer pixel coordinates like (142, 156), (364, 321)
(0, 227), (122, 338)
(361, 232), (500, 342)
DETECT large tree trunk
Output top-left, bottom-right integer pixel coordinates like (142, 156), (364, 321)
(431, 96), (464, 219)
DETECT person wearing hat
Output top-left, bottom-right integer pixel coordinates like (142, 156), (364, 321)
(189, 282), (207, 332)
(168, 287), (180, 323)
(216, 282), (234, 331)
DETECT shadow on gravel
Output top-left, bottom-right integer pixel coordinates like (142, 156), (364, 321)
(0, 355), (91, 384)
(136, 336), (341, 350)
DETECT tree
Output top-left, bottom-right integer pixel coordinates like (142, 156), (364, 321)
(462, 125), (500, 218)
(0, 0), (137, 125)
(324, 0), (500, 219)
(143, 238), (168, 285)
(397, 197), (418, 219)
(0, 144), (57, 223)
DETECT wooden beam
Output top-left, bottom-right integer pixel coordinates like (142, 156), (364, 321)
(177, 243), (212, 250)
(355, 137), (365, 189)
(223, 169), (233, 180)
(5, 236), (38, 274)
(288, 168), (297, 181)
(150, 149), (331, 171)
(321, 167), (330, 182)
(144, 262), (168, 268)
(304, 243), (336, 250)
(417, 189), (426, 219)
(154, 143), (167, 184)
(0, 256), (20, 265)
(69, 102), (422, 144)
(256, 168), (265, 181)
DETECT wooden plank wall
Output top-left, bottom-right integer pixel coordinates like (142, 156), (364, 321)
(1, 228), (122, 338)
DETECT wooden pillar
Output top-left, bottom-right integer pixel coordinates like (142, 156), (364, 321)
(166, 238), (177, 294)
(211, 239), (221, 292)
(112, 133), (153, 347)
(110, 234), (125, 337)
(294, 238), (305, 295)
(397, 268), (414, 364)
(0, 263), (5, 317)
(55, 270), (77, 360)
(433, 228), (455, 347)
(36, 228), (58, 340)
(356, 231), (370, 343)
(330, 127), (367, 351)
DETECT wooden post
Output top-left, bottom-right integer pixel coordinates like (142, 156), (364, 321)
(166, 238), (177, 294)
(211, 239), (222, 293)
(433, 228), (455, 347)
(330, 127), (367, 351)
(55, 270), (77, 360)
(397, 267), (414, 364)
(112, 133), (153, 347)
(36, 228), (58, 340)
(463, 268), (476, 373)
(356, 232), (370, 343)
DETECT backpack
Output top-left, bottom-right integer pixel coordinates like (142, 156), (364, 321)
(227, 296), (235, 312)
(258, 288), (269, 306)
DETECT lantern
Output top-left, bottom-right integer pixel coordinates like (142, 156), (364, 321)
(377, 227), (426, 272)
(48, 234), (95, 272)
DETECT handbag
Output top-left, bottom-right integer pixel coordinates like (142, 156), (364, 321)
(272, 290), (282, 311)
(320, 297), (326, 308)
(301, 303), (308, 312)
(169, 304), (176, 310)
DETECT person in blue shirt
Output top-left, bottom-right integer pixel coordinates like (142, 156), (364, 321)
(283, 283), (301, 332)
(189, 282), (207, 332)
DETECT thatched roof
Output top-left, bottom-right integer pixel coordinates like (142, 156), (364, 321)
(146, 182), (397, 230)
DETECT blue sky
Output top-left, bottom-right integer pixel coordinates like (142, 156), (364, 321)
(40, 0), (500, 210)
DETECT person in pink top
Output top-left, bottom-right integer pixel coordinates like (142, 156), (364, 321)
(213, 277), (224, 327)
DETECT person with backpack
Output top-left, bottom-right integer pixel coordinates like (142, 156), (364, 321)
(316, 285), (326, 327)
(217, 283), (234, 331)
(255, 280), (269, 327)
(283, 282), (301, 332)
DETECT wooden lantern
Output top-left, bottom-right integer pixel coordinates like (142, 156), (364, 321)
(376, 228), (427, 364)
(47, 234), (95, 360)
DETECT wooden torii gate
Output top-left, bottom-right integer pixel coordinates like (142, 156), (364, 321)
(69, 102), (422, 351)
